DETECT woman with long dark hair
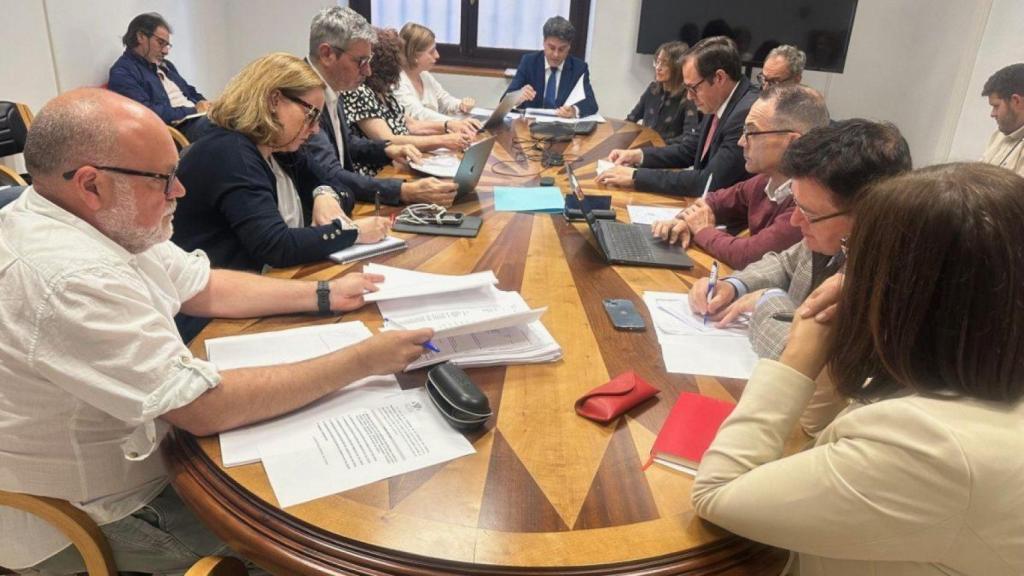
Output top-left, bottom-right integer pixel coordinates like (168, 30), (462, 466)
(693, 163), (1024, 575)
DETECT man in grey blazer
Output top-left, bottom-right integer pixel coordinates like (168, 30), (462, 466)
(302, 6), (458, 207)
(690, 119), (912, 359)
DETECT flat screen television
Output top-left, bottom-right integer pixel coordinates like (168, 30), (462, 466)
(636, 0), (858, 74)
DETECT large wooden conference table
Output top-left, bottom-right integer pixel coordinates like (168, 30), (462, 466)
(164, 117), (792, 575)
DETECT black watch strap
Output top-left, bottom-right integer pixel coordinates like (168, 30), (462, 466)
(316, 280), (332, 315)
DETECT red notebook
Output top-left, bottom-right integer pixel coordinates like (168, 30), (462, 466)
(644, 393), (736, 476)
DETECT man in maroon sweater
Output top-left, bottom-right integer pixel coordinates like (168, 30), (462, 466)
(653, 85), (829, 269)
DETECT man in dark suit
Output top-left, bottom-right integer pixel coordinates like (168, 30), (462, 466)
(107, 13), (211, 142)
(503, 16), (598, 118)
(302, 7), (457, 207)
(599, 36), (757, 196)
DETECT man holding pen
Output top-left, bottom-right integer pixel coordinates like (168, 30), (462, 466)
(689, 119), (912, 359)
(651, 85), (828, 269)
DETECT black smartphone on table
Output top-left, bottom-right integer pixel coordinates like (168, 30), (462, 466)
(602, 299), (646, 331)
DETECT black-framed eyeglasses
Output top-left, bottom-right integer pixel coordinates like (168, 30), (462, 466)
(683, 77), (707, 94)
(280, 92), (322, 126)
(793, 198), (849, 224)
(62, 164), (178, 197)
(741, 127), (798, 144)
(756, 72), (791, 88)
(147, 32), (172, 49)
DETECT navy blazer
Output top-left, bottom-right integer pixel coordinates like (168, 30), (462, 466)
(504, 51), (598, 117)
(634, 76), (758, 197)
(172, 125), (357, 273)
(303, 88), (406, 205)
(108, 50), (205, 125)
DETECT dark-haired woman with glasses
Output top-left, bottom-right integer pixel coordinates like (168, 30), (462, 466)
(173, 52), (390, 274)
(692, 162), (1024, 576)
(626, 41), (699, 143)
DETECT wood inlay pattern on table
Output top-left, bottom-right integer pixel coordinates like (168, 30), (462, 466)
(166, 118), (791, 575)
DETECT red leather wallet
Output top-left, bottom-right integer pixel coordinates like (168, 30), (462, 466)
(575, 371), (660, 424)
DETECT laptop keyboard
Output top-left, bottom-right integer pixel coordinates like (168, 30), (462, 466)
(601, 222), (657, 261)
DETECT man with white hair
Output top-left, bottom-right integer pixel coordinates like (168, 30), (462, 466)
(0, 88), (431, 573)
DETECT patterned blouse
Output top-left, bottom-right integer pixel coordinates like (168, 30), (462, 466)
(341, 84), (410, 176)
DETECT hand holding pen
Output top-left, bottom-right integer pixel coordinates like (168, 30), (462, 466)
(384, 318), (441, 353)
(704, 261), (719, 326)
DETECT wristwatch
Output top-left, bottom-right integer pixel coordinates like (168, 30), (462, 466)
(312, 185), (341, 204)
(316, 280), (332, 315)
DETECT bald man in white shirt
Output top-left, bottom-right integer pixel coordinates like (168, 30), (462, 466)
(0, 88), (432, 574)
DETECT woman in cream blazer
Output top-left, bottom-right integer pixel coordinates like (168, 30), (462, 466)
(692, 162), (1024, 576)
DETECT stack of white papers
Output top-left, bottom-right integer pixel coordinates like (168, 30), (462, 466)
(643, 291), (758, 379)
(527, 111), (607, 124)
(368, 264), (562, 370)
(363, 263), (498, 302)
(206, 322), (476, 507)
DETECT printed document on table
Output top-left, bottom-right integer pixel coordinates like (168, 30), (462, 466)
(627, 205), (681, 226)
(384, 306), (547, 339)
(219, 376), (401, 467)
(205, 322), (374, 370)
(205, 321), (405, 467)
(643, 291), (748, 338)
(259, 388), (475, 507)
(362, 263), (499, 302)
(643, 291), (758, 379)
(659, 334), (758, 379)
(405, 320), (561, 370)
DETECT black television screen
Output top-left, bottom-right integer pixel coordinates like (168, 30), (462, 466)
(636, 0), (858, 74)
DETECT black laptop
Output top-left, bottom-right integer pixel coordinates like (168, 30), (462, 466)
(566, 164), (693, 270)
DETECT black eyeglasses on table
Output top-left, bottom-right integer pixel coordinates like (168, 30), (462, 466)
(62, 165), (178, 197)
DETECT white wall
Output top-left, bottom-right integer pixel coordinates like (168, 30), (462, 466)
(5, 0), (1019, 168)
(948, 0), (1024, 161)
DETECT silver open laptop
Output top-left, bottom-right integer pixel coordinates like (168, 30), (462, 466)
(477, 90), (523, 132)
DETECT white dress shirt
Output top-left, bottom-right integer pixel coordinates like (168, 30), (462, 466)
(544, 61), (563, 102)
(267, 156), (304, 229)
(395, 70), (463, 122)
(308, 59), (346, 163)
(157, 67), (195, 108)
(0, 187), (219, 568)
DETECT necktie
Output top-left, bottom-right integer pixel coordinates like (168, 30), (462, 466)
(544, 66), (558, 108)
(701, 113), (720, 161)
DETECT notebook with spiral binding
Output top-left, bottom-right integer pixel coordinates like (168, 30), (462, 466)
(392, 216), (482, 238)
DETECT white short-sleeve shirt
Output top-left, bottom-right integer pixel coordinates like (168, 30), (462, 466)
(0, 187), (220, 568)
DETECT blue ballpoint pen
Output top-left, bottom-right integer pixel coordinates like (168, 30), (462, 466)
(383, 317), (441, 353)
(704, 261), (719, 326)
